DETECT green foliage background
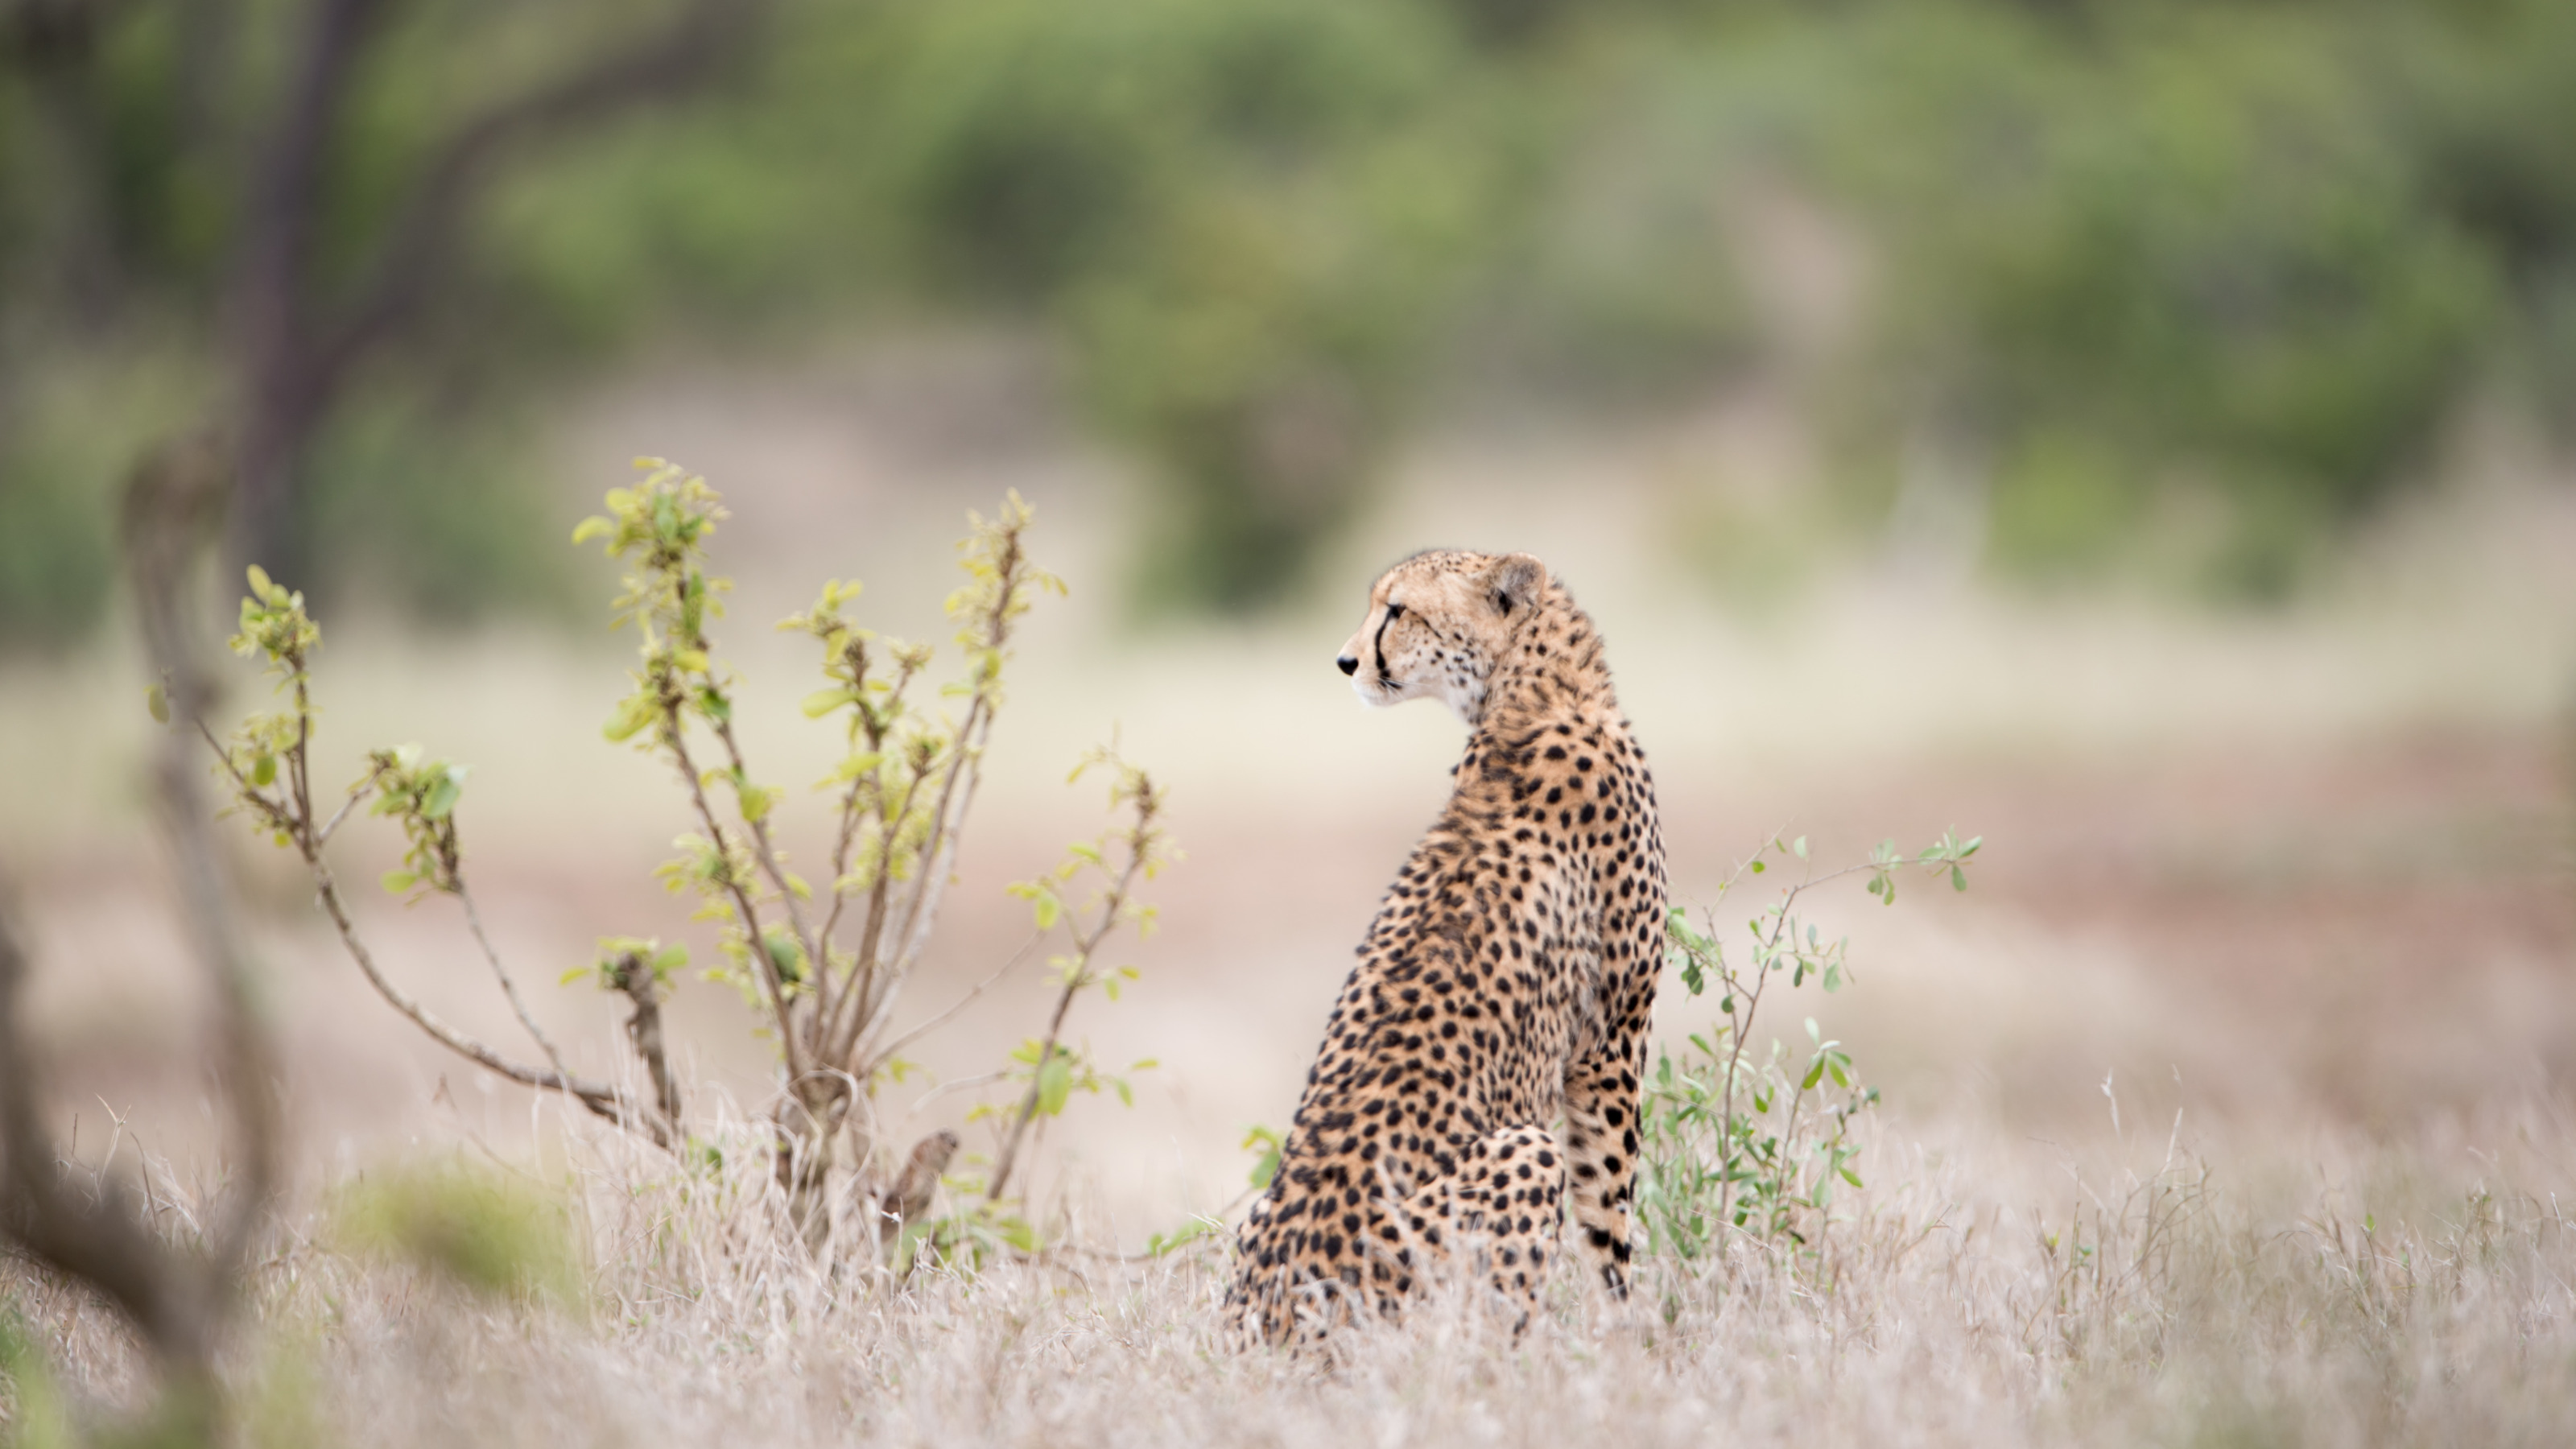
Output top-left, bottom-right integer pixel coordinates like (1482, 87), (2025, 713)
(6, 0), (2575, 644)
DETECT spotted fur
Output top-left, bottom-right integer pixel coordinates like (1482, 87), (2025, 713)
(1226, 549), (1668, 1347)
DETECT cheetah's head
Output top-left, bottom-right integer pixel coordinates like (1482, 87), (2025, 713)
(1335, 549), (1548, 724)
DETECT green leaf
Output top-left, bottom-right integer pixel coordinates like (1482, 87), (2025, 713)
(252, 753), (277, 787)
(1244, 1129), (1282, 1190)
(1749, 860), (1765, 874)
(1113, 1078), (1133, 1107)
(1792, 835), (1808, 860)
(602, 697), (655, 742)
(381, 869), (418, 894)
(246, 564), (281, 604)
(764, 929), (803, 983)
(801, 687), (856, 718)
(650, 943), (689, 976)
(423, 774), (462, 820)
(1035, 1054), (1073, 1117)
(570, 516), (614, 547)
(1951, 864), (1968, 893)
(557, 965), (591, 986)
(146, 683), (169, 724)
(1032, 890), (1061, 931)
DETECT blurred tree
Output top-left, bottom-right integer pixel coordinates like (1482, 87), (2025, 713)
(807, 0), (1525, 609)
(1766, 0), (2570, 595)
(0, 0), (766, 637)
(10, 0), (2576, 641)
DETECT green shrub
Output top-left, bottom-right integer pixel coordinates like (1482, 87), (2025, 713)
(193, 462), (1166, 1265)
(1641, 831), (1978, 1267)
(330, 1160), (584, 1307)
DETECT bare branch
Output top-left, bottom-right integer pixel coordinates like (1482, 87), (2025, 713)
(229, 0), (394, 560)
(609, 951), (684, 1131)
(663, 717), (810, 1093)
(708, 714), (828, 1040)
(122, 435), (280, 1285)
(457, 881), (572, 1084)
(312, 772), (381, 848)
(229, 0), (767, 568)
(908, 1071), (1009, 1116)
(317, 0), (765, 377)
(303, 859), (674, 1151)
(0, 886), (221, 1380)
(863, 930), (1043, 1080)
(0, 435), (287, 1422)
(819, 755), (931, 1067)
(0, 0), (140, 66)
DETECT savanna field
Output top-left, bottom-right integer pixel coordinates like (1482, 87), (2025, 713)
(5, 374), (2574, 1446)
(11, 3), (2576, 1441)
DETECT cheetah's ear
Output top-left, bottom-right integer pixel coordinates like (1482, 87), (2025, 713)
(1488, 553), (1545, 615)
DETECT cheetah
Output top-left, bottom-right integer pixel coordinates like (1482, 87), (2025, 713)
(1225, 549), (1668, 1347)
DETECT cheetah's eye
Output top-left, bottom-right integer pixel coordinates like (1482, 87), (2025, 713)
(1385, 601), (1405, 620)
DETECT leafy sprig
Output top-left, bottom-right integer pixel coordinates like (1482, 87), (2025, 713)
(1641, 829), (1979, 1260)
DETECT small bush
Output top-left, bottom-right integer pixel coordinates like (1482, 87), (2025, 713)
(1641, 831), (1978, 1266)
(331, 1162), (583, 1308)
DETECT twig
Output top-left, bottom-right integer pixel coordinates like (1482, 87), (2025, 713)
(708, 716), (827, 1010)
(813, 648), (919, 971)
(457, 881), (572, 1084)
(910, 1071), (1010, 1115)
(661, 712), (810, 1094)
(820, 758), (929, 1067)
(313, 770), (382, 847)
(304, 858), (671, 1150)
(986, 788), (1154, 1204)
(863, 528), (1027, 1065)
(865, 929), (1044, 1078)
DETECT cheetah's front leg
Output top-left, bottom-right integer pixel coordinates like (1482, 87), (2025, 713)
(1562, 1035), (1649, 1294)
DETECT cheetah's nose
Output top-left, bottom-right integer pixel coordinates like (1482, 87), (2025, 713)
(1336, 654), (1359, 676)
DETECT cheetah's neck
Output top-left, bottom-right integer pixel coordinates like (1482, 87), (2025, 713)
(1467, 591), (1620, 734)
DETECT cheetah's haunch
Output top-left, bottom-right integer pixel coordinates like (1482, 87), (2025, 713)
(1226, 550), (1667, 1347)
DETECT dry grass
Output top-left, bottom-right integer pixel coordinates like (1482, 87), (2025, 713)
(10, 1090), (2576, 1448)
(5, 372), (2573, 1444)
